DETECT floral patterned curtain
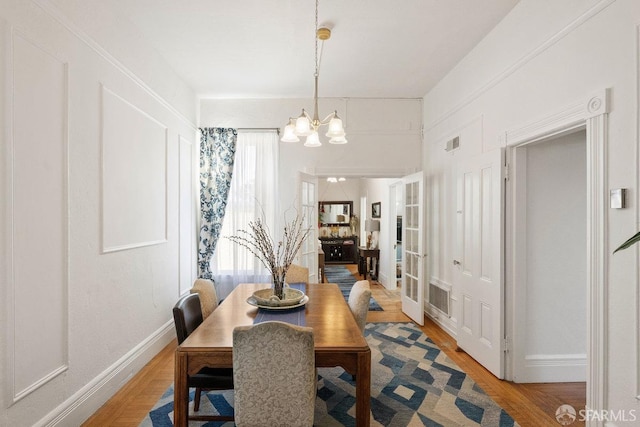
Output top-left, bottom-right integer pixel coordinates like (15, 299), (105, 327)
(198, 128), (237, 279)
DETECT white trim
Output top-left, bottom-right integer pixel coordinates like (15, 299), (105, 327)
(635, 23), (640, 402)
(520, 353), (587, 383)
(31, 0), (197, 130)
(33, 321), (174, 427)
(505, 89), (609, 427)
(425, 0), (617, 131)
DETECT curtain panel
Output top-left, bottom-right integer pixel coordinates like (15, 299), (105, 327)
(198, 127), (237, 279)
(210, 131), (279, 299)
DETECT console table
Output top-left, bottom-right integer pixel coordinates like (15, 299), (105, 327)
(319, 236), (358, 264)
(358, 247), (380, 280)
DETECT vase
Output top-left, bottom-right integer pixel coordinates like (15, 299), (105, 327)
(272, 268), (287, 300)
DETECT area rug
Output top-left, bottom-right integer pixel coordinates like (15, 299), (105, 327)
(141, 322), (518, 426)
(324, 265), (383, 311)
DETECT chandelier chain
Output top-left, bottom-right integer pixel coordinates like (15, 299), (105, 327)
(314, 0), (319, 77)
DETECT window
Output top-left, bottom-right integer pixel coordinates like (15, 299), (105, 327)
(210, 131), (278, 299)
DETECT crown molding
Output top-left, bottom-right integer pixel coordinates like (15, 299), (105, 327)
(32, 0), (197, 130)
(425, 0), (617, 131)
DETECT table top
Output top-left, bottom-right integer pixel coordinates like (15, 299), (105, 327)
(178, 283), (369, 354)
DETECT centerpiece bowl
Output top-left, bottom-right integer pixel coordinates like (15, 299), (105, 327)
(252, 287), (305, 307)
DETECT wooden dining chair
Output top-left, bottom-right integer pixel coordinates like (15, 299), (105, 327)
(284, 263), (309, 284)
(348, 280), (371, 333)
(172, 293), (234, 420)
(232, 321), (316, 427)
(190, 278), (218, 319)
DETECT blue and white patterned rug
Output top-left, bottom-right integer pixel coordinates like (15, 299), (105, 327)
(141, 322), (518, 426)
(324, 265), (383, 311)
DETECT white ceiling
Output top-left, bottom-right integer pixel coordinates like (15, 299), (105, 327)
(59, 0), (520, 99)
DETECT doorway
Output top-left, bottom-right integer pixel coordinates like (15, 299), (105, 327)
(387, 181), (403, 291)
(511, 130), (587, 384)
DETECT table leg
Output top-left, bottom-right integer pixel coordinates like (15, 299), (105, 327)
(355, 349), (371, 426)
(174, 352), (188, 427)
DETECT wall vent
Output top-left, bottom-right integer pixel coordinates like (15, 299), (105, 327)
(445, 136), (460, 152)
(428, 282), (451, 317)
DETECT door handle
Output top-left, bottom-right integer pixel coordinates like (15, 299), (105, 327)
(453, 260), (461, 266)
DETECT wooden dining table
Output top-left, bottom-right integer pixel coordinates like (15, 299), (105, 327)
(174, 283), (371, 426)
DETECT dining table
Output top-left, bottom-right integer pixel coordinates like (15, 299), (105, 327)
(173, 282), (372, 426)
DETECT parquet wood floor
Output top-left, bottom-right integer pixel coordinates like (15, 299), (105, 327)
(82, 264), (585, 427)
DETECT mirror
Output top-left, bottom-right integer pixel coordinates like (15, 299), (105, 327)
(319, 201), (352, 226)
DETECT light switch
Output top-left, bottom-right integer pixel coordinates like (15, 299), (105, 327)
(610, 188), (626, 209)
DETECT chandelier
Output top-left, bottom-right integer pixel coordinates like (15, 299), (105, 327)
(280, 0), (347, 147)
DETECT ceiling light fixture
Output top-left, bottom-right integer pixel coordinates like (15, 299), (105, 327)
(326, 177), (346, 183)
(280, 0), (347, 147)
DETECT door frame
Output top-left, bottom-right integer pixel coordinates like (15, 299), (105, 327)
(510, 129), (588, 383)
(504, 89), (609, 422)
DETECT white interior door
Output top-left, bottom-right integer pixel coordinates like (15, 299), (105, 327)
(455, 148), (504, 379)
(298, 172), (318, 283)
(401, 172), (424, 325)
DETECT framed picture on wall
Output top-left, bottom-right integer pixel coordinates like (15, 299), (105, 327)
(372, 202), (381, 218)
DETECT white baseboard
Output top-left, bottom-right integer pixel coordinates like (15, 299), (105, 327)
(425, 307), (457, 338)
(516, 353), (587, 383)
(35, 321), (175, 427)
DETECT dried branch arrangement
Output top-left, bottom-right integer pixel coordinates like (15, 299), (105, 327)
(226, 215), (311, 298)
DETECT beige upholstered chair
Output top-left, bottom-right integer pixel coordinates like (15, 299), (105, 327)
(233, 321), (316, 427)
(190, 278), (218, 319)
(348, 280), (371, 333)
(284, 263), (309, 284)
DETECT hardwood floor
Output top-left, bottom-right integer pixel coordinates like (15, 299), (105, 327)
(83, 265), (585, 427)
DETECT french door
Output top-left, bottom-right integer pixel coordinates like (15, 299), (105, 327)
(297, 172), (318, 283)
(401, 172), (425, 325)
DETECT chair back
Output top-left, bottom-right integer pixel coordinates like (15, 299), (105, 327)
(190, 278), (218, 319)
(233, 321), (315, 427)
(173, 293), (203, 344)
(348, 280), (371, 333)
(285, 264), (309, 284)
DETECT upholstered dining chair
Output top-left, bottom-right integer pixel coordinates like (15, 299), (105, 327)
(232, 321), (316, 427)
(190, 278), (218, 319)
(284, 263), (309, 284)
(172, 293), (234, 420)
(348, 280), (372, 333)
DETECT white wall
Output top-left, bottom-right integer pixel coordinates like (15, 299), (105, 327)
(424, 0), (638, 415)
(199, 98), (422, 216)
(0, 1), (197, 425)
(522, 131), (587, 382)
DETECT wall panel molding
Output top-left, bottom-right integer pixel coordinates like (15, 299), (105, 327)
(101, 85), (168, 253)
(9, 30), (69, 402)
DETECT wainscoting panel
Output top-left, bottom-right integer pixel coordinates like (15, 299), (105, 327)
(178, 134), (195, 296)
(11, 33), (69, 401)
(101, 86), (168, 253)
